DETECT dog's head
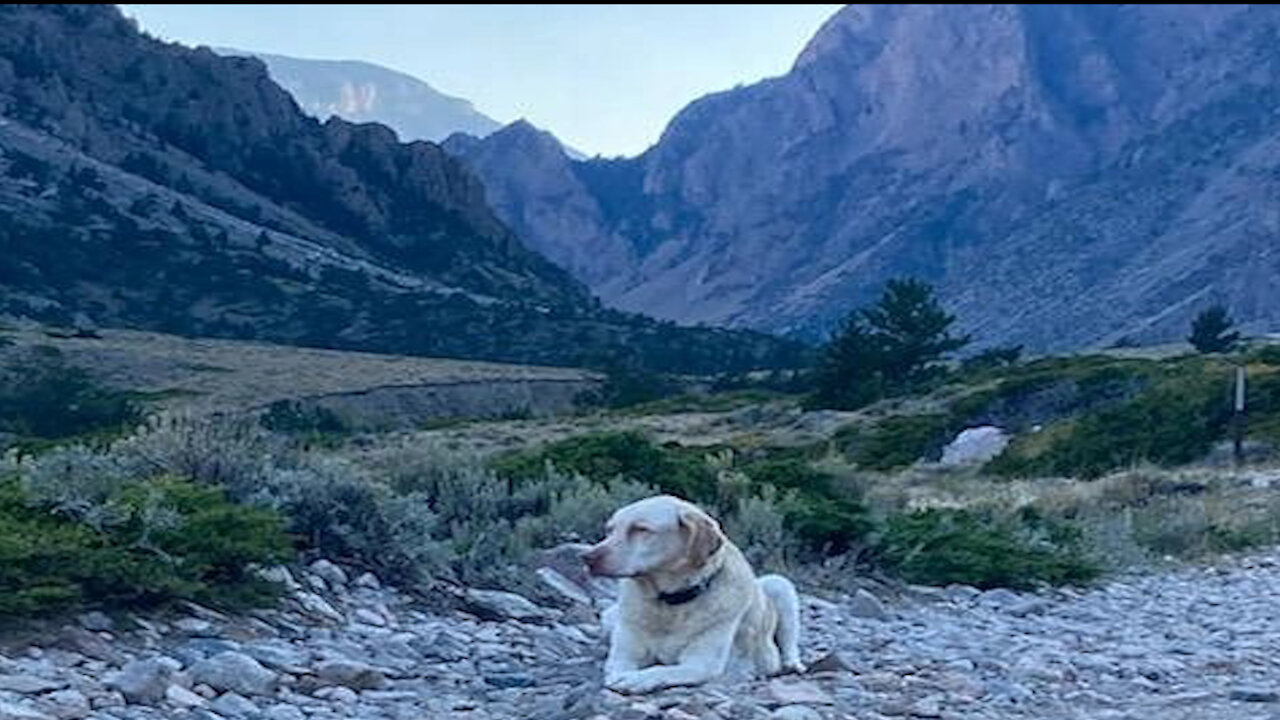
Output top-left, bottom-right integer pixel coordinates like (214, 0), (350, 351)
(582, 495), (725, 578)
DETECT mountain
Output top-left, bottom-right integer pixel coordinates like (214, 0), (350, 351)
(215, 48), (503, 143)
(223, 49), (587, 160)
(448, 4), (1280, 351)
(0, 4), (804, 374)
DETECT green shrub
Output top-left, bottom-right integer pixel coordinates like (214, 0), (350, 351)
(0, 347), (141, 440)
(492, 431), (717, 502)
(877, 508), (1098, 589)
(260, 400), (350, 436)
(989, 369), (1230, 479)
(0, 475), (292, 619)
(847, 414), (949, 471)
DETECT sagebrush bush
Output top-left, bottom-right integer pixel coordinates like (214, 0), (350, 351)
(112, 414), (285, 500)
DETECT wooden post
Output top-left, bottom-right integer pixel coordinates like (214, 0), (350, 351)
(1233, 364), (1246, 467)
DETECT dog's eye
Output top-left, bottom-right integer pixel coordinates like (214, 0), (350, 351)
(629, 526), (652, 535)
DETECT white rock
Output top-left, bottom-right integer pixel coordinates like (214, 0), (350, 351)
(939, 425), (1010, 466)
(353, 572), (381, 590)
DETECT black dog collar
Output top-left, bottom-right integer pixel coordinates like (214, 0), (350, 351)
(656, 567), (724, 606)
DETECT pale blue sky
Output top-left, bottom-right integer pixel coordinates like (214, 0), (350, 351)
(118, 4), (842, 157)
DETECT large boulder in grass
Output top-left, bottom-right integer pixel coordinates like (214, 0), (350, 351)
(939, 426), (1010, 467)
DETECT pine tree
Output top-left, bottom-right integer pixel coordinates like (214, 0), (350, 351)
(811, 278), (969, 410)
(1188, 305), (1240, 353)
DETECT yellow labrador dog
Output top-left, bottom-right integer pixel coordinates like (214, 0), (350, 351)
(582, 495), (803, 694)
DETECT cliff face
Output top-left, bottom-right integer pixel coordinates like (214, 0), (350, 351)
(450, 4), (1280, 349)
(0, 5), (804, 373)
(220, 49), (505, 143)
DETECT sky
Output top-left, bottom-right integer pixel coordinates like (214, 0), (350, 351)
(117, 4), (842, 158)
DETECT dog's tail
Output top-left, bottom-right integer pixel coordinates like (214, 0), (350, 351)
(758, 574), (804, 673)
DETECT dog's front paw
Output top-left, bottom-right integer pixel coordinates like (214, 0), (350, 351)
(605, 671), (662, 695)
(782, 659), (807, 675)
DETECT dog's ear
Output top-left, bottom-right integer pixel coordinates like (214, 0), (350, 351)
(680, 508), (725, 567)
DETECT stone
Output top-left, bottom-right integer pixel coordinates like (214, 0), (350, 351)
(165, 685), (207, 708)
(0, 675), (68, 694)
(767, 680), (835, 706)
(805, 652), (856, 674)
(0, 700), (52, 720)
(208, 692), (260, 718)
(294, 592), (344, 624)
(939, 426), (1011, 466)
(173, 618), (215, 636)
(313, 686), (358, 704)
(76, 612), (113, 632)
(313, 660), (387, 690)
(772, 706), (822, 720)
(537, 566), (594, 607)
(353, 572), (381, 590)
(461, 588), (555, 623)
(257, 566), (301, 591)
(38, 689), (89, 720)
(309, 559), (349, 588)
(106, 658), (173, 705)
(352, 608), (387, 627)
(847, 589), (889, 621)
(189, 652), (278, 696)
(261, 705), (307, 720)
(1228, 687), (1279, 703)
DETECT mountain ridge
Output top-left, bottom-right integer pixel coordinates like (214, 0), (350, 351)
(448, 4), (1280, 350)
(0, 4), (805, 374)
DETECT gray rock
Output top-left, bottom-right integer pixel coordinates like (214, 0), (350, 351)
(105, 658), (173, 705)
(0, 676), (67, 694)
(313, 686), (358, 704)
(309, 560), (348, 588)
(164, 685), (206, 709)
(207, 692), (260, 718)
(767, 680), (835, 706)
(461, 588), (555, 623)
(772, 706), (822, 720)
(76, 612), (113, 632)
(847, 589), (889, 621)
(189, 652), (278, 697)
(353, 572), (381, 590)
(1229, 687), (1279, 703)
(294, 592), (344, 624)
(313, 660), (386, 690)
(536, 566), (593, 607)
(38, 690), (88, 720)
(260, 706), (306, 720)
(0, 700), (53, 720)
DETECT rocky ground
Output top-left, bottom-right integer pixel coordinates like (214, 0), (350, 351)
(1, 549), (1278, 720)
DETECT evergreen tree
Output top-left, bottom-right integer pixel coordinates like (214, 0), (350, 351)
(812, 278), (969, 410)
(1188, 305), (1240, 354)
